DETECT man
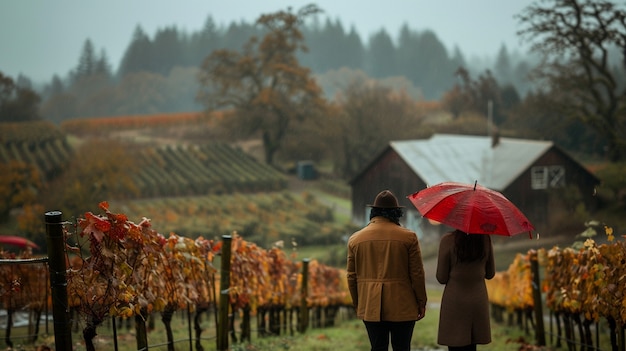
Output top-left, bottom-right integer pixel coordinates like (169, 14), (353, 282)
(347, 190), (427, 351)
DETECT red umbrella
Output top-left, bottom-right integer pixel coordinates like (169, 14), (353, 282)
(407, 181), (534, 238)
(0, 235), (40, 250)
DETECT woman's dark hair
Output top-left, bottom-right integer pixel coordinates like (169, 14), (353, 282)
(369, 207), (403, 225)
(453, 230), (487, 262)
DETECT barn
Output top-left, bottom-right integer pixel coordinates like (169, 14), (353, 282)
(348, 134), (600, 237)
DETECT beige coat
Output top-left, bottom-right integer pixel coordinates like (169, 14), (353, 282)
(436, 232), (495, 346)
(346, 217), (427, 322)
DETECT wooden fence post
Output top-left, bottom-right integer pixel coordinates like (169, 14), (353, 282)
(44, 211), (73, 351)
(217, 235), (232, 351)
(529, 250), (546, 346)
(299, 258), (310, 333)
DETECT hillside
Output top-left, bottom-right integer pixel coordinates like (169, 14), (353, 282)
(1, 118), (289, 198)
(0, 116), (615, 267)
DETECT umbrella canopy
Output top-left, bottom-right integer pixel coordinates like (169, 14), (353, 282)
(0, 235), (40, 250)
(407, 181), (534, 238)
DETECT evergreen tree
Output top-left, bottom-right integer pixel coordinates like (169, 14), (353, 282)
(67, 40), (114, 108)
(95, 49), (113, 78)
(415, 30), (456, 99)
(450, 46), (467, 71)
(395, 24), (421, 86)
(343, 27), (365, 70)
(221, 21), (257, 51)
(322, 19), (349, 71)
(302, 18), (364, 73)
(74, 39), (97, 81)
(118, 25), (153, 77)
(15, 74), (33, 90)
(189, 15), (223, 66)
(494, 44), (512, 84)
(365, 29), (396, 78)
(48, 75), (65, 96)
(152, 26), (184, 75)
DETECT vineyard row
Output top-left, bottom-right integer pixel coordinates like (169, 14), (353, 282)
(486, 231), (626, 350)
(0, 202), (351, 350)
(1, 123), (288, 197)
(131, 143), (288, 197)
(0, 138), (72, 180)
(59, 111), (217, 135)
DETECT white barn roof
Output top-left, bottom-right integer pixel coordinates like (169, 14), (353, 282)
(391, 134), (553, 191)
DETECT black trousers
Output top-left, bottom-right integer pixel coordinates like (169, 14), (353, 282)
(363, 320), (416, 351)
(448, 345), (477, 351)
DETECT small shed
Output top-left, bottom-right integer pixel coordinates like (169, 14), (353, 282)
(296, 160), (317, 180)
(349, 134), (600, 235)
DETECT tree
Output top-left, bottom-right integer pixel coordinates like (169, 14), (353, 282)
(301, 18), (365, 73)
(188, 16), (224, 66)
(71, 39), (113, 85)
(516, 0), (626, 161)
(441, 67), (520, 126)
(0, 161), (42, 222)
(40, 90), (78, 124)
(396, 24), (422, 84)
(414, 30), (457, 99)
(595, 162), (626, 204)
(0, 72), (41, 122)
(505, 89), (604, 154)
(118, 25), (154, 77)
(365, 29), (397, 78)
(152, 26), (184, 75)
(494, 44), (513, 84)
(330, 78), (426, 178)
(74, 39), (98, 80)
(197, 5), (327, 166)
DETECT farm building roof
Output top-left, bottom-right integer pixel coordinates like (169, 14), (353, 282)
(390, 134), (553, 191)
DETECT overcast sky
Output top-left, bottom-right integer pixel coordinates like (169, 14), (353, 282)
(0, 0), (533, 83)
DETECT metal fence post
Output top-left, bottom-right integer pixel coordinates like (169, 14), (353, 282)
(217, 235), (232, 351)
(45, 211), (73, 350)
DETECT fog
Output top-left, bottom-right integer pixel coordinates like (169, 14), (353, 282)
(0, 0), (533, 82)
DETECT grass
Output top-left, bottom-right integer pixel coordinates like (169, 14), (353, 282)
(7, 287), (545, 351)
(230, 286), (550, 351)
(291, 243), (347, 266)
(301, 187), (352, 224)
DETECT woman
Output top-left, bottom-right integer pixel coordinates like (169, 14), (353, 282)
(436, 229), (495, 351)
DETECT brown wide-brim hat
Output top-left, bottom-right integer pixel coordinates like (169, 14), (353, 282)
(367, 190), (405, 208)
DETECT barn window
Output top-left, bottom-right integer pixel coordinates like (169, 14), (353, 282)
(531, 166), (565, 189)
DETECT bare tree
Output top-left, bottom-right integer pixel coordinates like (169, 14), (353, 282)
(331, 78), (425, 178)
(516, 0), (626, 161)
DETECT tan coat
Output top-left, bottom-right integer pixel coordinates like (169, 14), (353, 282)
(346, 217), (427, 322)
(436, 232), (495, 346)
